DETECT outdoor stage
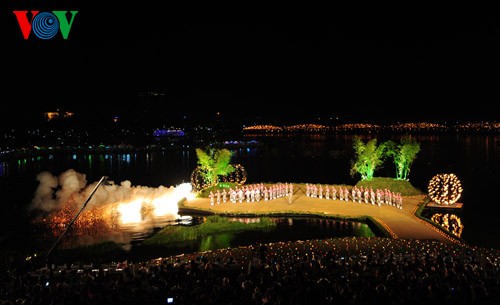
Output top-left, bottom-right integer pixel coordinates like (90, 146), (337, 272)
(426, 202), (463, 209)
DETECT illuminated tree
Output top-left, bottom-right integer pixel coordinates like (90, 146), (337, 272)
(195, 148), (235, 188)
(386, 136), (421, 180)
(350, 138), (387, 180)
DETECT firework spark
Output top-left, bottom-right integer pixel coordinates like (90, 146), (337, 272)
(30, 170), (194, 247)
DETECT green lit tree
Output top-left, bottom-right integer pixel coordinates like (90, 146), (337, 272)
(195, 148), (235, 187)
(350, 138), (387, 180)
(386, 136), (421, 180)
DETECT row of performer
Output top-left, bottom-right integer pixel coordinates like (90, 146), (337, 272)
(305, 183), (403, 209)
(209, 183), (293, 205)
(208, 182), (403, 209)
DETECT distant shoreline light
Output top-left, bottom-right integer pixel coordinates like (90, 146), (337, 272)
(242, 122), (500, 133)
(153, 129), (185, 137)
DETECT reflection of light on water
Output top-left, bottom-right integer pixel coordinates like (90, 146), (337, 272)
(431, 213), (464, 237)
(178, 215), (193, 225)
(0, 162), (7, 177)
(228, 217), (261, 224)
(118, 216), (193, 242)
(227, 217), (365, 232)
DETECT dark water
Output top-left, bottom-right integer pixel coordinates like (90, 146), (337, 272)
(1, 133), (499, 252)
(1, 213), (375, 265)
(115, 217), (374, 263)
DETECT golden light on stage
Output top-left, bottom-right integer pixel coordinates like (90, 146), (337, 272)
(428, 173), (463, 205)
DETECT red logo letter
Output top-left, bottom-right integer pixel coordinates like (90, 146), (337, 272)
(13, 11), (39, 39)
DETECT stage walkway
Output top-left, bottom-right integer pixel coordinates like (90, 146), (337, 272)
(183, 188), (462, 245)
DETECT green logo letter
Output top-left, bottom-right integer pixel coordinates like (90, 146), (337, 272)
(52, 11), (78, 39)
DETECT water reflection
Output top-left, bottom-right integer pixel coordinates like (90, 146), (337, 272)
(0, 161), (7, 177)
(117, 215), (192, 241)
(190, 216), (376, 257)
(125, 216), (375, 249)
(430, 213), (464, 237)
(226, 217), (373, 234)
(42, 216), (376, 259)
(199, 234), (233, 252)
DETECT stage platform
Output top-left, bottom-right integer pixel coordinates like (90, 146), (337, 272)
(426, 202), (463, 209)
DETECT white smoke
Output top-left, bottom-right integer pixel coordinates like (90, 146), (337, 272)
(29, 169), (194, 248)
(55, 169), (87, 206)
(30, 171), (59, 212)
(29, 169), (87, 212)
(29, 169), (189, 215)
(88, 180), (133, 208)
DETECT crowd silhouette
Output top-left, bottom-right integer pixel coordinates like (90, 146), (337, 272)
(1, 237), (499, 304)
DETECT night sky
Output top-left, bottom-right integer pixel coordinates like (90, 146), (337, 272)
(2, 4), (499, 126)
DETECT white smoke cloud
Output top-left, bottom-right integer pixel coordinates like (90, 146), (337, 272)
(87, 180), (133, 208)
(30, 171), (59, 212)
(29, 169), (87, 212)
(55, 169), (87, 205)
(29, 169), (194, 248)
(29, 169), (188, 215)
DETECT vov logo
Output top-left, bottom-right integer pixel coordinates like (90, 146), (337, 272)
(13, 11), (78, 40)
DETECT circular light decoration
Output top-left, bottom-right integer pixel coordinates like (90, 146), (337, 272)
(428, 173), (463, 205)
(220, 164), (247, 185)
(190, 166), (209, 191)
(190, 164), (247, 191)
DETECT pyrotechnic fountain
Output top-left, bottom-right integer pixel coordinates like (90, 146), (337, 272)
(30, 169), (196, 249)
